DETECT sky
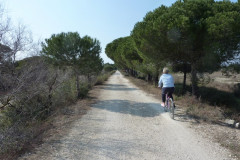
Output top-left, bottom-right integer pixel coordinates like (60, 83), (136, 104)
(0, 0), (238, 63)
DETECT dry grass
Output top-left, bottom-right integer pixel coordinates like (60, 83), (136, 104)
(95, 71), (115, 85)
(181, 95), (224, 122)
(14, 98), (92, 160)
(172, 71), (240, 120)
(217, 132), (240, 159)
(172, 71), (240, 93)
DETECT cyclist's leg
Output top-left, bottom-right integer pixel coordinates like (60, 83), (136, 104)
(161, 88), (167, 107)
(168, 87), (175, 107)
(168, 92), (173, 101)
(168, 87), (174, 100)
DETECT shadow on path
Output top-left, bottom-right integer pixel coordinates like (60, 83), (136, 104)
(104, 84), (126, 87)
(99, 87), (138, 91)
(99, 83), (138, 91)
(91, 100), (164, 117)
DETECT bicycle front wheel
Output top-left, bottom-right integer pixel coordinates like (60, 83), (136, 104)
(168, 98), (174, 119)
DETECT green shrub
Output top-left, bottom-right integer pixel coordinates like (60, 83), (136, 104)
(103, 63), (117, 72)
(53, 77), (77, 106)
(78, 83), (90, 98)
(95, 75), (107, 85)
(186, 103), (224, 122)
(199, 87), (239, 109)
(0, 74), (78, 158)
(233, 83), (240, 97)
(95, 71), (115, 85)
(0, 94), (47, 156)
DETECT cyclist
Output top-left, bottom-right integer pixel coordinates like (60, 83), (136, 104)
(158, 67), (175, 107)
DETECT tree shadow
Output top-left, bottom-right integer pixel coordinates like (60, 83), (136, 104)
(198, 86), (240, 111)
(104, 84), (126, 87)
(91, 100), (164, 117)
(114, 72), (121, 75)
(99, 84), (138, 91)
(174, 83), (240, 112)
(173, 109), (200, 124)
(99, 87), (138, 91)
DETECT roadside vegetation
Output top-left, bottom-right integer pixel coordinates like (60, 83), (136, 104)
(122, 70), (240, 159)
(0, 4), (116, 159)
(106, 0), (240, 122)
(95, 63), (117, 85)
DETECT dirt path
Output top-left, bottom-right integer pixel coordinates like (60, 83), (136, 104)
(19, 71), (236, 160)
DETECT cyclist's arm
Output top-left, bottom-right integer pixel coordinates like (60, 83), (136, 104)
(158, 76), (163, 88)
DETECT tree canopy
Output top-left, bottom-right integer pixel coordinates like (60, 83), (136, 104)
(106, 0), (240, 96)
(41, 32), (103, 98)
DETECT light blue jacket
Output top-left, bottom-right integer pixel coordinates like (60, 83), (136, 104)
(158, 74), (174, 88)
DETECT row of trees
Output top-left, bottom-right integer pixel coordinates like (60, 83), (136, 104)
(105, 0), (240, 96)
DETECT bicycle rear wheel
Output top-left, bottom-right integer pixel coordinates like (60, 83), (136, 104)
(168, 98), (174, 119)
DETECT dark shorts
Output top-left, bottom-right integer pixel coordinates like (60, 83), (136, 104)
(162, 87), (174, 102)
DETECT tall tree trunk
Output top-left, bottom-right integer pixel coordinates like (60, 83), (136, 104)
(131, 69), (134, 77)
(135, 70), (138, 77)
(76, 72), (81, 98)
(148, 74), (152, 82)
(154, 70), (159, 87)
(154, 64), (161, 86)
(131, 69), (134, 76)
(182, 69), (187, 94)
(133, 70), (137, 77)
(154, 75), (159, 87)
(146, 74), (152, 82)
(87, 74), (92, 88)
(46, 73), (58, 114)
(191, 64), (199, 97)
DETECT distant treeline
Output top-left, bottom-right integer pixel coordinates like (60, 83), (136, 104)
(105, 0), (240, 97)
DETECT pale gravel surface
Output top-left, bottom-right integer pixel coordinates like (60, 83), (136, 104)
(19, 71), (236, 160)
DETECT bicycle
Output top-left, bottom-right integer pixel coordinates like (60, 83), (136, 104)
(163, 93), (175, 119)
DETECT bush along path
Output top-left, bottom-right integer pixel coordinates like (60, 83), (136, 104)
(19, 71), (237, 160)
(0, 65), (115, 160)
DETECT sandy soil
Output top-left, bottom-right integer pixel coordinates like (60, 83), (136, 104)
(19, 71), (237, 160)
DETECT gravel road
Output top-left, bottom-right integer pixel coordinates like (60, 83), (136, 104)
(19, 71), (235, 160)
